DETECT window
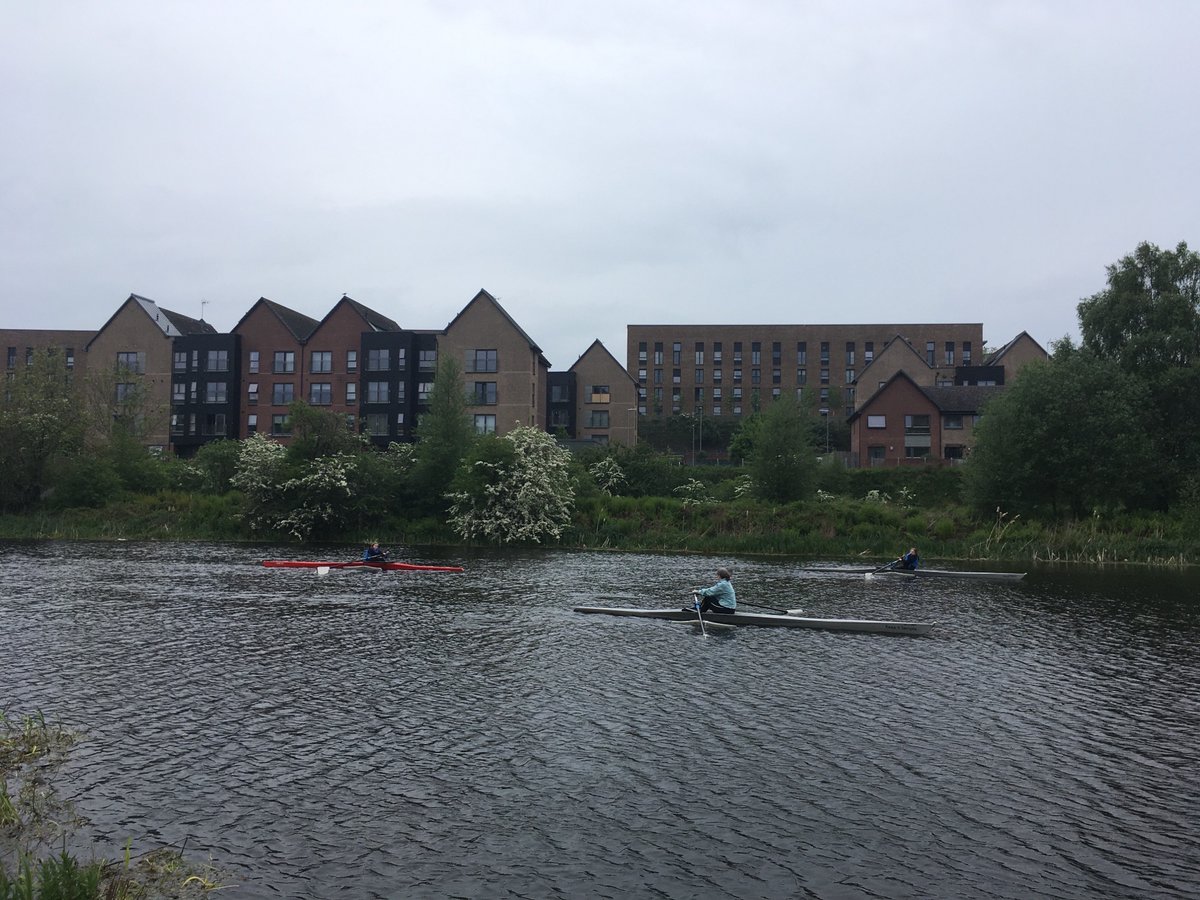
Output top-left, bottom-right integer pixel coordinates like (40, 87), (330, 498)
(868, 445), (885, 464)
(820, 342), (829, 364)
(419, 349), (437, 370)
(845, 342), (855, 366)
(713, 342), (723, 363)
(905, 414), (932, 457)
(733, 342), (742, 363)
(189, 381), (197, 402)
(116, 351), (145, 374)
(863, 415), (885, 432)
(346, 350), (358, 372)
(395, 383), (406, 402)
(474, 414), (497, 434)
(204, 413), (227, 436)
(396, 348), (407, 369)
(695, 369), (704, 383)
(249, 351), (259, 374)
(205, 383), (227, 403)
(115, 383), (136, 402)
(273, 351), (295, 374)
(367, 349), (389, 371)
(944, 445), (964, 460)
(470, 349), (498, 373)
(366, 413), (388, 435)
(172, 383), (186, 402)
(820, 368), (829, 384)
(672, 342), (681, 364)
(713, 387), (722, 400)
(638, 342), (647, 363)
(638, 368), (647, 382)
(247, 414), (257, 434)
(797, 368), (807, 384)
(962, 342), (972, 365)
(271, 413), (291, 435)
(588, 410), (610, 428)
(732, 387), (742, 401)
(751, 342), (761, 365)
(653, 369), (662, 384)
(367, 381), (389, 403)
(772, 368), (781, 384)
(712, 368), (722, 383)
(551, 384), (570, 403)
(926, 342), (935, 366)
(712, 405), (722, 416)
(819, 388), (829, 404)
(796, 342), (807, 365)
(672, 369), (681, 384)
(173, 351), (187, 371)
(473, 382), (497, 405)
(207, 350), (228, 372)
(653, 343), (664, 365)
(589, 384), (611, 403)
(944, 342), (955, 366)
(694, 343), (705, 365)
(418, 382), (433, 401)
(272, 383), (294, 405)
(845, 369), (855, 383)
(751, 368), (761, 385)
(771, 342), (781, 364)
(944, 414), (964, 429)
(310, 383), (332, 405)
(694, 387), (704, 402)
(905, 414), (931, 433)
(346, 383), (357, 403)
(733, 368), (742, 383)
(865, 342), (874, 364)
(248, 382), (259, 404)
(5, 347), (14, 369)
(170, 414), (183, 435)
(311, 351), (332, 373)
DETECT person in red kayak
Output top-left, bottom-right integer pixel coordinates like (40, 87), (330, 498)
(362, 541), (388, 564)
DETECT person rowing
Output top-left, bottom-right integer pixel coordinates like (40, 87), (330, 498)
(362, 541), (388, 565)
(896, 546), (920, 571)
(690, 567), (737, 614)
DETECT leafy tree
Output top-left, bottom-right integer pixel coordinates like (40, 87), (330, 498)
(412, 356), (475, 512)
(748, 396), (818, 502)
(728, 413), (761, 465)
(963, 342), (1157, 517)
(1076, 240), (1200, 507)
(287, 400), (365, 461)
(187, 439), (243, 494)
(447, 425), (575, 543)
(0, 349), (85, 511)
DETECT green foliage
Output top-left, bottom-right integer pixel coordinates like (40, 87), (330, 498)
(748, 396), (817, 502)
(47, 455), (123, 509)
(448, 426), (575, 543)
(186, 439), (243, 494)
(588, 456), (627, 495)
(963, 342), (1157, 517)
(412, 357), (476, 513)
(286, 400), (366, 461)
(1077, 240), (1200, 508)
(727, 413), (760, 465)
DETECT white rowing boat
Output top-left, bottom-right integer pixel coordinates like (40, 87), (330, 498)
(805, 566), (1025, 582)
(573, 606), (936, 636)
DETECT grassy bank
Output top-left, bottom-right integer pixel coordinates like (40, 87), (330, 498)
(1, 488), (1196, 568)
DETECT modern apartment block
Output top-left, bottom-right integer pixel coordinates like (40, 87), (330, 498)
(626, 324), (985, 421)
(5, 288), (636, 456)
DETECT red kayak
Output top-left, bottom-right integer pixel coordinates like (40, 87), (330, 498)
(262, 560), (464, 573)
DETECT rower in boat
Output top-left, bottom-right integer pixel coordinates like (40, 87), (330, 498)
(690, 567), (737, 614)
(896, 546), (920, 571)
(362, 541), (389, 565)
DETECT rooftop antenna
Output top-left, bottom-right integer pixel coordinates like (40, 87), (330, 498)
(200, 298), (209, 321)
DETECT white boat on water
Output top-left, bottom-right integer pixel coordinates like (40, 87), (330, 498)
(805, 566), (1025, 582)
(573, 606), (936, 637)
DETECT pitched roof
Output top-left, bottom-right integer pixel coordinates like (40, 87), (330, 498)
(159, 307), (217, 336)
(445, 289), (550, 368)
(86, 293), (213, 349)
(568, 339), (636, 384)
(983, 330), (1047, 366)
(321, 295), (402, 333)
(231, 297), (321, 342)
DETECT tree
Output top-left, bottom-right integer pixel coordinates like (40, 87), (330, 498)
(747, 396), (818, 502)
(447, 426), (575, 543)
(287, 400), (365, 461)
(963, 341), (1157, 517)
(0, 349), (86, 511)
(411, 356), (475, 512)
(1076, 240), (1200, 508)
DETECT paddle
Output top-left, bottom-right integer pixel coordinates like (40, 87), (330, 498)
(865, 558), (901, 581)
(738, 601), (804, 616)
(690, 591), (708, 636)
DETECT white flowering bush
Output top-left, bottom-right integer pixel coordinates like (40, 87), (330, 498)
(231, 434), (357, 538)
(589, 456), (627, 496)
(816, 488), (836, 502)
(674, 478), (716, 507)
(864, 489), (891, 504)
(732, 474), (755, 499)
(447, 425), (575, 544)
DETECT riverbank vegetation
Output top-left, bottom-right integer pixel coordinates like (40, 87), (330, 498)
(0, 710), (225, 898)
(0, 240), (1197, 567)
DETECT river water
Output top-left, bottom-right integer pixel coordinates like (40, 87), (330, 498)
(2, 540), (1197, 899)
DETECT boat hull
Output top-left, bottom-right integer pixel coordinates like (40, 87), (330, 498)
(574, 606), (935, 636)
(262, 560), (464, 573)
(805, 566), (1025, 582)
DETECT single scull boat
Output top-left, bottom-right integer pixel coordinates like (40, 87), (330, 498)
(805, 566), (1025, 582)
(574, 606), (935, 636)
(262, 560), (464, 573)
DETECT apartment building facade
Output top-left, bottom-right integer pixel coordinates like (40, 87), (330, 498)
(626, 323), (985, 422)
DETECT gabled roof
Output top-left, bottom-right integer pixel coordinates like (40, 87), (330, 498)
(983, 330), (1048, 365)
(231, 297), (321, 342)
(85, 293), (215, 350)
(853, 333), (930, 383)
(445, 289), (550, 369)
(568, 339), (637, 384)
(315, 295), (401, 333)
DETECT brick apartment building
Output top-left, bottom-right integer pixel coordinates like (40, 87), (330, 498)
(626, 324), (985, 420)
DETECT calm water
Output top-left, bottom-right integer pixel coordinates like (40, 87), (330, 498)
(2, 540), (1198, 899)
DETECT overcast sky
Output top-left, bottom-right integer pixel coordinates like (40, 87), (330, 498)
(3, 1), (1196, 367)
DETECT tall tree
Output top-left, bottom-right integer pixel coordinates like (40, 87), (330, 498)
(748, 396), (818, 503)
(963, 341), (1157, 517)
(1076, 240), (1200, 507)
(411, 356), (475, 511)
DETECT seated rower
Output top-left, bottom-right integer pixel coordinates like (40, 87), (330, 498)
(897, 546), (920, 570)
(691, 567), (737, 613)
(363, 541), (388, 564)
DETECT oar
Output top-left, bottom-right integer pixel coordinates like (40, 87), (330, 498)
(690, 591), (708, 636)
(865, 559), (900, 581)
(317, 566), (331, 577)
(738, 601), (803, 616)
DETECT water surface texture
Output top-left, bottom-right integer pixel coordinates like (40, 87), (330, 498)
(3, 541), (1198, 899)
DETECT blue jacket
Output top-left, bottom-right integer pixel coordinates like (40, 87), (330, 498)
(900, 550), (919, 570)
(698, 578), (736, 609)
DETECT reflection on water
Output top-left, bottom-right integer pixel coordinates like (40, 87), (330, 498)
(3, 541), (1198, 899)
